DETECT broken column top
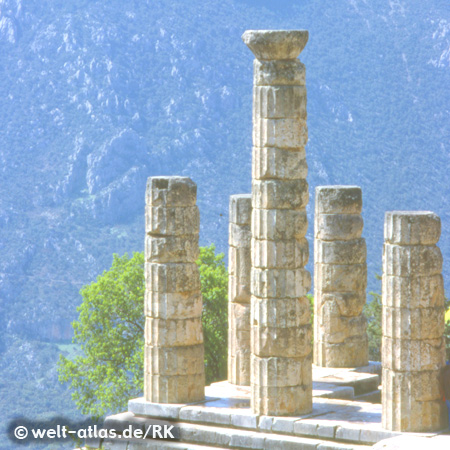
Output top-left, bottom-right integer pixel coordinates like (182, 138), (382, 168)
(316, 186), (362, 214)
(146, 176), (197, 207)
(242, 30), (309, 60)
(384, 211), (441, 245)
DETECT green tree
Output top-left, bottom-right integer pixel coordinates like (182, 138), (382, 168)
(58, 252), (145, 416)
(197, 245), (228, 384)
(58, 246), (228, 416)
(364, 290), (382, 362)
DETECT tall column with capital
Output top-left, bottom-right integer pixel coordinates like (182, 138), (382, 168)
(242, 30), (312, 416)
(382, 211), (446, 431)
(144, 176), (205, 403)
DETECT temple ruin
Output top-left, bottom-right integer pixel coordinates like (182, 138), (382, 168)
(98, 29), (449, 450)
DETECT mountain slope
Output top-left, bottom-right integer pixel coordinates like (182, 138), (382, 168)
(0, 0), (448, 440)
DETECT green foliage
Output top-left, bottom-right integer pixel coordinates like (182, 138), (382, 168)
(444, 299), (450, 363)
(58, 245), (229, 416)
(364, 291), (382, 362)
(58, 252), (145, 417)
(196, 244), (228, 385)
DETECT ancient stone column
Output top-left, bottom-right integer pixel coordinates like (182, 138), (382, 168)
(144, 176), (205, 403)
(242, 29), (312, 416)
(382, 211), (447, 432)
(314, 186), (368, 368)
(228, 194), (252, 386)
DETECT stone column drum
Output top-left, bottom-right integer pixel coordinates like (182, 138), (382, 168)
(144, 176), (205, 403)
(228, 194), (252, 386)
(242, 30), (312, 416)
(314, 186), (368, 367)
(382, 211), (447, 432)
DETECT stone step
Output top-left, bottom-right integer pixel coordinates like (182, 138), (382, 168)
(177, 422), (374, 450)
(354, 389), (381, 404)
(95, 417), (375, 450)
(312, 363), (381, 398)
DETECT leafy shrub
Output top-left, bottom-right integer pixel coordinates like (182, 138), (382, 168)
(58, 245), (228, 416)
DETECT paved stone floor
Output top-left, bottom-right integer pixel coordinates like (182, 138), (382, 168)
(86, 363), (450, 449)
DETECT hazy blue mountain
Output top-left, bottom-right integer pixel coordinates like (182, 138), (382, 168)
(0, 0), (449, 446)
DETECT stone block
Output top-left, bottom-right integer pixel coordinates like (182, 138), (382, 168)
(382, 336), (445, 372)
(384, 211), (441, 246)
(315, 186), (362, 215)
(382, 306), (445, 340)
(253, 59), (306, 86)
(252, 208), (308, 240)
(145, 318), (203, 347)
(229, 302), (251, 332)
(314, 238), (366, 265)
(145, 262), (201, 293)
(382, 368), (447, 432)
(145, 205), (200, 236)
(179, 406), (231, 425)
(252, 179), (309, 210)
(382, 368), (442, 403)
(252, 237), (309, 269)
(229, 246), (251, 281)
(128, 397), (182, 419)
(230, 411), (258, 429)
(145, 234), (198, 263)
(315, 291), (366, 317)
(228, 274), (251, 303)
(252, 146), (307, 181)
(315, 214), (363, 241)
(229, 330), (251, 355)
(314, 338), (369, 368)
(229, 223), (252, 248)
(265, 435), (320, 450)
(251, 296), (310, 328)
(251, 324), (311, 358)
(229, 194), (252, 226)
(228, 351), (251, 386)
(251, 384), (312, 416)
(382, 274), (444, 309)
(144, 344), (204, 376)
(315, 263), (366, 293)
(317, 307), (367, 344)
(251, 267), (311, 298)
(253, 85), (307, 119)
(144, 373), (204, 404)
(144, 290), (202, 319)
(146, 176), (197, 207)
(251, 355), (312, 387)
(383, 244), (443, 277)
(253, 118), (308, 149)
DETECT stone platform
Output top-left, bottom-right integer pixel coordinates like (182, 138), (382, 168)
(78, 363), (450, 449)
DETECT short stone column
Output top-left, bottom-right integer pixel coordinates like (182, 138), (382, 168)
(242, 29), (312, 416)
(314, 186), (368, 367)
(382, 211), (446, 432)
(228, 194), (252, 386)
(144, 176), (205, 403)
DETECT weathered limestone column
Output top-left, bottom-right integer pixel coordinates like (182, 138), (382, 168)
(228, 194), (252, 386)
(243, 30), (312, 416)
(382, 211), (446, 431)
(314, 186), (368, 367)
(144, 176), (205, 403)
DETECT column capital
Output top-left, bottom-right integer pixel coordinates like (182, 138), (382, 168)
(242, 30), (308, 61)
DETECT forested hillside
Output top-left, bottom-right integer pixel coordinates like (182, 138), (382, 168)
(0, 0), (448, 447)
